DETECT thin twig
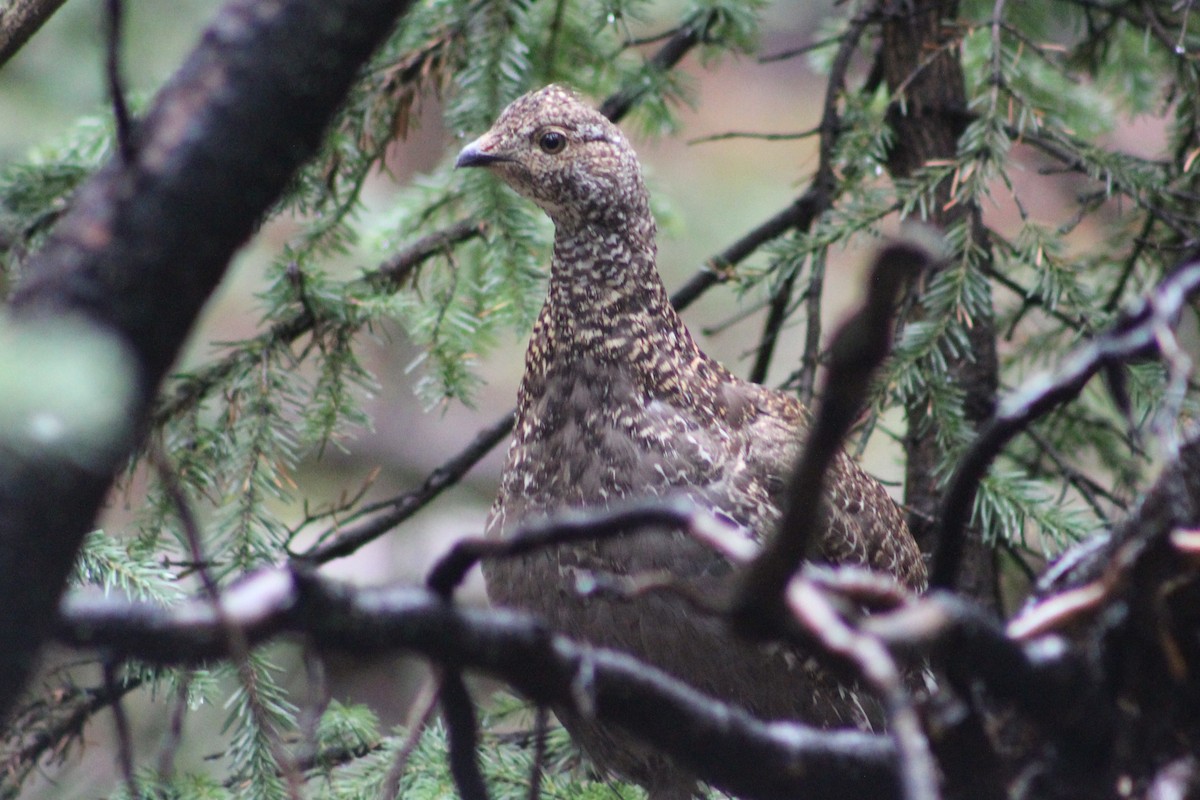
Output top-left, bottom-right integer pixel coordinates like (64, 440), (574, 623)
(786, 579), (939, 800)
(797, 248), (827, 404)
(298, 409), (515, 565)
(759, 33), (847, 63)
(380, 675), (441, 800)
(749, 12), (873, 384)
(734, 242), (931, 632)
(103, 660), (140, 800)
(688, 127), (820, 145)
(0, 0), (70, 71)
(527, 705), (548, 800)
(155, 677), (191, 779)
(152, 448), (305, 800)
(104, 0), (134, 163)
(425, 497), (745, 598)
(599, 9), (714, 122)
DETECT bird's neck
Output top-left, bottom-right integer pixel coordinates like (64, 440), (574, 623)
(539, 217), (697, 374)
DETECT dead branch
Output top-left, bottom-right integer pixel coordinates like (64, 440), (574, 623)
(55, 567), (903, 800)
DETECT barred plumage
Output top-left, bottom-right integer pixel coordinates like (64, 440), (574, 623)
(457, 84), (925, 799)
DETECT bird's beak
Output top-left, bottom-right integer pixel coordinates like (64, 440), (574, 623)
(455, 133), (510, 169)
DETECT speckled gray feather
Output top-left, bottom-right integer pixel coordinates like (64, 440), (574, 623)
(458, 84), (926, 800)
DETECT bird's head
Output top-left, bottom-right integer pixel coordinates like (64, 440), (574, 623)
(455, 85), (649, 230)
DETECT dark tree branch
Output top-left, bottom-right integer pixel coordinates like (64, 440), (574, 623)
(671, 193), (826, 313)
(0, 0), (419, 724)
(598, 8), (715, 122)
(733, 242), (932, 632)
(55, 568), (903, 800)
(441, 670), (490, 800)
(0, 677), (143, 791)
(297, 408), (516, 565)
(102, 660), (139, 800)
(380, 676), (440, 800)
(424, 497), (745, 598)
(0, 0), (67, 70)
(930, 260), (1200, 591)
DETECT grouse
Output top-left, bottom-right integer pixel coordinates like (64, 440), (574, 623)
(456, 84), (926, 799)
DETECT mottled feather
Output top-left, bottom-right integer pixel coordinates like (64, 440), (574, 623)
(457, 84), (925, 799)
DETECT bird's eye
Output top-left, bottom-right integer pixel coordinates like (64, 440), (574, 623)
(538, 130), (567, 154)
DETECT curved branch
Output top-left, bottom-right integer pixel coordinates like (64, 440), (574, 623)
(930, 259), (1200, 591)
(733, 241), (932, 631)
(0, 0), (418, 723)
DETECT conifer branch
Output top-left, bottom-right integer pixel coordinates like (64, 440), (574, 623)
(156, 219), (484, 426)
(931, 259), (1200, 591)
(749, 10), (872, 386)
(0, 0), (421, 728)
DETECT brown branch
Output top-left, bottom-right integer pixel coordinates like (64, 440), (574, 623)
(102, 660), (140, 800)
(0, 0), (420, 725)
(55, 568), (903, 800)
(424, 497), (738, 598)
(733, 241), (932, 632)
(0, 0), (67, 70)
(296, 407), (515, 564)
(1, 677), (143, 792)
(104, 0), (134, 164)
(441, 669), (490, 800)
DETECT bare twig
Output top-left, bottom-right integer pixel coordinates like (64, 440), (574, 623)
(734, 241), (932, 631)
(379, 675), (440, 800)
(527, 705), (548, 800)
(671, 193), (825, 311)
(155, 677), (191, 779)
(425, 497), (745, 598)
(103, 660), (140, 800)
(749, 12), (873, 385)
(759, 33), (847, 63)
(599, 9), (715, 122)
(56, 568), (904, 800)
(687, 127), (819, 145)
(298, 408), (515, 565)
(104, 0), (134, 163)
(786, 579), (938, 800)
